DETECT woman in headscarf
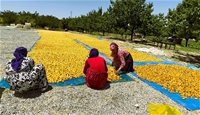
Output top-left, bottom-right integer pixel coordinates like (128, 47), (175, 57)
(83, 48), (108, 90)
(4, 46), (49, 93)
(110, 42), (134, 74)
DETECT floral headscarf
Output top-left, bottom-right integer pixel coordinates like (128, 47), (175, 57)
(110, 42), (118, 51)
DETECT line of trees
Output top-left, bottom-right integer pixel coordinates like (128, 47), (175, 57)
(0, 0), (199, 46)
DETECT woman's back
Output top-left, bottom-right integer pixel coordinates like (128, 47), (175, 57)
(84, 56), (107, 73)
(5, 57), (34, 75)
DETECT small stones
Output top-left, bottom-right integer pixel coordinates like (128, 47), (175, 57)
(134, 104), (140, 108)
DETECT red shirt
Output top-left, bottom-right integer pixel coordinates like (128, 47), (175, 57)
(83, 56), (108, 90)
(83, 56), (108, 74)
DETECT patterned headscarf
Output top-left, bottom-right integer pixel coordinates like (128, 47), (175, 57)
(89, 48), (99, 58)
(11, 47), (28, 71)
(110, 42), (118, 51)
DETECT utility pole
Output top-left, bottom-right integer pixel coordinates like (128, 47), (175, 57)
(70, 11), (72, 18)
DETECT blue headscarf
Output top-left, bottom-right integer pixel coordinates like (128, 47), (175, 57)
(89, 48), (99, 58)
(11, 47), (28, 71)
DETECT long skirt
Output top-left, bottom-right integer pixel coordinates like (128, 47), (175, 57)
(85, 70), (108, 90)
(121, 54), (134, 73)
(6, 64), (49, 93)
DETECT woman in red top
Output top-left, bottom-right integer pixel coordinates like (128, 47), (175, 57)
(83, 48), (108, 90)
(110, 42), (134, 74)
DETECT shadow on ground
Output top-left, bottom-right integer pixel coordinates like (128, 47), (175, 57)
(172, 51), (200, 68)
(0, 88), (5, 100)
(102, 81), (111, 90)
(13, 85), (53, 99)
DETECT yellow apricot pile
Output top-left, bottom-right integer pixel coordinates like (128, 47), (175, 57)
(134, 64), (200, 99)
(28, 30), (200, 100)
(28, 30), (120, 83)
(70, 33), (163, 62)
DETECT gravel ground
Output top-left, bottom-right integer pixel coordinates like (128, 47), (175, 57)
(0, 26), (200, 115)
(0, 26), (39, 79)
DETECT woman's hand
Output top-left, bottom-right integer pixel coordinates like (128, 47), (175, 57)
(110, 62), (113, 66)
(115, 67), (122, 75)
(114, 70), (119, 75)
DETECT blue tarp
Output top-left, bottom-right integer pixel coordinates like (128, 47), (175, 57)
(130, 72), (200, 111)
(50, 73), (134, 87)
(111, 72), (134, 83)
(0, 78), (10, 89)
(28, 37), (41, 52)
(97, 38), (103, 40)
(51, 76), (86, 86)
(0, 39), (134, 88)
(134, 61), (177, 66)
(0, 73), (134, 88)
(1, 38), (199, 111)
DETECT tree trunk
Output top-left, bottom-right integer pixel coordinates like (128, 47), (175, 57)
(130, 29), (134, 41)
(102, 31), (105, 36)
(185, 38), (189, 47)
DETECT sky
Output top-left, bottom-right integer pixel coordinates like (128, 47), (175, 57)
(0, 0), (182, 19)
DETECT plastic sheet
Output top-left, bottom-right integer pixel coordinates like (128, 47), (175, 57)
(187, 64), (200, 71)
(51, 76), (86, 86)
(97, 38), (103, 40)
(0, 78), (10, 89)
(0, 73), (134, 88)
(111, 72), (134, 83)
(130, 72), (200, 111)
(28, 37), (41, 52)
(0, 39), (134, 88)
(148, 102), (182, 115)
(1, 37), (199, 111)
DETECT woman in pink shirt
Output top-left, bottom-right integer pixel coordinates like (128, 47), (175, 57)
(83, 48), (108, 90)
(110, 42), (134, 74)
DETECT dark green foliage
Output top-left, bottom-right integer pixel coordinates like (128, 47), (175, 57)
(109, 0), (154, 40)
(0, 0), (199, 49)
(166, 0), (200, 47)
(0, 10), (18, 24)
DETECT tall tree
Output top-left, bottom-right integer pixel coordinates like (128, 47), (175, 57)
(98, 11), (114, 36)
(17, 11), (38, 27)
(86, 7), (103, 33)
(0, 10), (17, 25)
(0, 17), (4, 24)
(148, 13), (166, 37)
(109, 0), (154, 40)
(138, 2), (154, 38)
(170, 0), (200, 47)
(36, 15), (60, 29)
(166, 8), (178, 37)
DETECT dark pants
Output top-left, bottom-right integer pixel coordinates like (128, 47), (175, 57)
(121, 54), (134, 73)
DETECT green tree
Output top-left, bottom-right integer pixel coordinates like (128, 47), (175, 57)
(36, 15), (60, 29)
(111, 0), (153, 40)
(149, 13), (166, 37)
(99, 11), (113, 35)
(168, 0), (200, 47)
(0, 17), (4, 24)
(67, 17), (78, 31)
(85, 7), (103, 33)
(166, 8), (178, 37)
(17, 11), (38, 27)
(0, 10), (18, 25)
(76, 16), (87, 32)
(137, 2), (154, 38)
(109, 0), (154, 40)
